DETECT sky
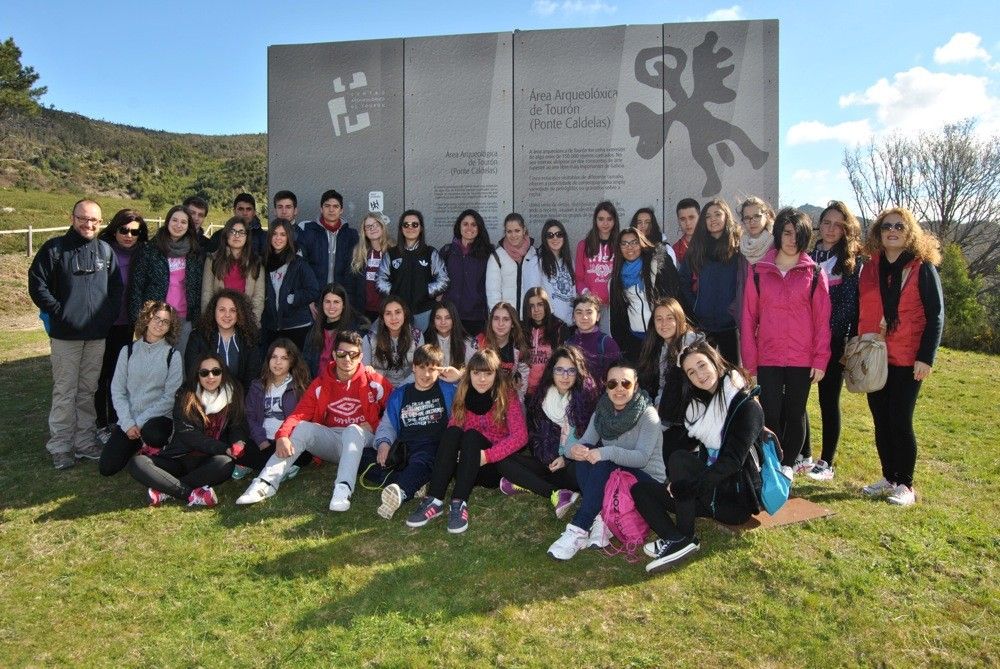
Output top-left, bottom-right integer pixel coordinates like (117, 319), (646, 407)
(3, 0), (999, 207)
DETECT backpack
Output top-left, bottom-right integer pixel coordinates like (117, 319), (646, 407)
(724, 387), (790, 516)
(127, 340), (177, 368)
(600, 468), (650, 561)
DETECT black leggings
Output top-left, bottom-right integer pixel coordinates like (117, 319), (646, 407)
(662, 425), (695, 471)
(98, 417), (173, 476)
(127, 452), (235, 499)
(706, 328), (740, 367)
(816, 337), (846, 464)
(633, 449), (752, 539)
(94, 323), (133, 429)
(494, 452), (578, 497)
(427, 426), (497, 502)
(867, 365), (923, 487)
(757, 366), (812, 466)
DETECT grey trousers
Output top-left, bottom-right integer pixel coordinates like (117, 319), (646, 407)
(256, 422), (373, 495)
(47, 338), (105, 456)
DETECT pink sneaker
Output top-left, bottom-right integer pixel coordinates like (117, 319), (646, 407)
(148, 488), (168, 507)
(499, 477), (527, 496)
(187, 486), (218, 508)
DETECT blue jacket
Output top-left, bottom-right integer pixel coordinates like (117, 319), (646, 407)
(373, 380), (457, 448)
(679, 252), (747, 332)
(261, 256), (320, 333)
(297, 220), (360, 299)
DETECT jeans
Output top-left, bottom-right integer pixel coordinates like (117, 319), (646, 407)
(361, 438), (438, 499)
(128, 452), (235, 499)
(571, 459), (655, 531)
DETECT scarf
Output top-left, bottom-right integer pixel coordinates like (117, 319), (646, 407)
(266, 249), (290, 272)
(593, 387), (652, 440)
(197, 383), (233, 416)
(879, 251), (914, 333)
(320, 217), (343, 234)
(112, 240), (140, 258)
(740, 231), (772, 265)
(542, 386), (574, 451)
(167, 237), (191, 259)
(621, 258), (643, 289)
(502, 235), (531, 264)
(684, 371), (745, 452)
(465, 386), (494, 416)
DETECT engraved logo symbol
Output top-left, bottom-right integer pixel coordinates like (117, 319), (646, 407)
(328, 71), (371, 138)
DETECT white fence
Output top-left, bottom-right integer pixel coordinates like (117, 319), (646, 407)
(0, 220), (225, 256)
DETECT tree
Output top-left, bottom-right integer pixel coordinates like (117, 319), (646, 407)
(844, 120), (1000, 293)
(938, 243), (992, 351)
(0, 37), (47, 116)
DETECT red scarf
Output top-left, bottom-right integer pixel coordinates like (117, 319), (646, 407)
(320, 217), (343, 234)
(503, 236), (531, 264)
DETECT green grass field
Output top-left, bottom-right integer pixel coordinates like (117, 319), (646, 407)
(0, 330), (997, 668)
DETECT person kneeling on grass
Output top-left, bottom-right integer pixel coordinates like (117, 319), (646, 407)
(406, 349), (527, 534)
(631, 340), (764, 573)
(496, 345), (598, 519)
(127, 353), (249, 507)
(361, 343), (457, 519)
(547, 362), (665, 561)
(235, 330), (391, 511)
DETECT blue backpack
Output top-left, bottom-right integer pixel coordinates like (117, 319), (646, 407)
(721, 387), (790, 516)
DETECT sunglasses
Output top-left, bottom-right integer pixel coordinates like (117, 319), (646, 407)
(117, 227), (142, 237)
(545, 230), (565, 239)
(401, 221), (421, 229)
(334, 350), (362, 360)
(879, 222), (905, 232)
(605, 378), (634, 391)
(198, 367), (223, 378)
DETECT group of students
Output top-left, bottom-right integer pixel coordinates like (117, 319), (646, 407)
(29, 189), (943, 574)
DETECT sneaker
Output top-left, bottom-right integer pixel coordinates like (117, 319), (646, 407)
(329, 482), (352, 512)
(414, 483), (428, 499)
(231, 464), (254, 480)
(52, 452), (76, 470)
(645, 536), (701, 573)
(643, 538), (668, 558)
(551, 489), (580, 519)
(587, 514), (610, 549)
(148, 488), (169, 507)
(447, 499), (469, 534)
(547, 524), (590, 560)
(793, 456), (814, 474)
(377, 483), (405, 519)
(280, 464), (301, 482)
(887, 484), (916, 506)
(405, 496), (445, 528)
(96, 426), (113, 445)
(235, 479), (276, 505)
(806, 460), (835, 481)
(862, 477), (895, 497)
(75, 443), (103, 461)
(499, 477), (527, 496)
(780, 465), (795, 480)
(187, 486), (218, 508)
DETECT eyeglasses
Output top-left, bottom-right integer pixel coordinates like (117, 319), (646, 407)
(605, 379), (634, 391)
(198, 367), (223, 378)
(401, 221), (421, 229)
(117, 227), (141, 237)
(229, 229), (248, 237)
(742, 214), (764, 224)
(619, 239), (640, 248)
(545, 230), (565, 239)
(879, 222), (905, 232)
(150, 316), (171, 326)
(73, 214), (102, 225)
(334, 350), (362, 360)
(553, 366), (577, 377)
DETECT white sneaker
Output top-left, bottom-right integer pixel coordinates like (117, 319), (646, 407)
(377, 483), (405, 519)
(587, 514), (610, 549)
(329, 482), (352, 512)
(806, 460), (835, 481)
(862, 477), (895, 497)
(643, 538), (667, 558)
(780, 465), (795, 481)
(886, 484), (916, 506)
(235, 479), (275, 505)
(793, 456), (814, 474)
(547, 524), (589, 561)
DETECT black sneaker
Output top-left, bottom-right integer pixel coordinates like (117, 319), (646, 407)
(447, 499), (469, 534)
(645, 536), (701, 573)
(405, 497), (444, 528)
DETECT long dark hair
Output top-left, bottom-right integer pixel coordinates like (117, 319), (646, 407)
(630, 207), (662, 245)
(197, 288), (259, 346)
(537, 218), (574, 281)
(584, 201), (619, 258)
(452, 208), (492, 259)
(154, 204), (200, 257)
(608, 227), (659, 323)
(679, 340), (751, 416)
(264, 218), (297, 269)
(529, 344), (596, 437)
(424, 301), (470, 367)
(179, 352), (246, 429)
(259, 337), (311, 397)
(521, 287), (565, 347)
(210, 216), (262, 281)
(306, 283), (368, 352)
(685, 198), (740, 275)
(374, 295), (415, 371)
(99, 208), (149, 246)
(637, 297), (693, 394)
(483, 301), (529, 362)
(394, 209), (426, 252)
(817, 200), (863, 276)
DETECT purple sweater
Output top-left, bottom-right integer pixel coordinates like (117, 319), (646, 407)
(113, 245), (135, 325)
(566, 329), (620, 384)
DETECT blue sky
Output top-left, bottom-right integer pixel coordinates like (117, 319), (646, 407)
(3, 0), (999, 207)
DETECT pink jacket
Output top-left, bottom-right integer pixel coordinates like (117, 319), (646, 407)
(448, 389), (527, 464)
(574, 239), (613, 303)
(740, 249), (832, 374)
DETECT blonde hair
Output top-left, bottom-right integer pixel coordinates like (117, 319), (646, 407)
(351, 212), (393, 274)
(739, 196), (775, 233)
(866, 207), (941, 265)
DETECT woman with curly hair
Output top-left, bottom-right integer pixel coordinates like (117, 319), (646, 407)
(184, 288), (261, 391)
(805, 201), (864, 481)
(202, 216), (265, 323)
(857, 207), (943, 506)
(98, 300), (183, 477)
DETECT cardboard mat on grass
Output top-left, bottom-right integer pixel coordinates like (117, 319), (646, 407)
(715, 497), (834, 533)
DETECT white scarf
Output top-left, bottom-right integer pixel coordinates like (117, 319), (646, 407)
(542, 386), (573, 450)
(684, 372), (745, 450)
(740, 231), (772, 264)
(197, 383), (233, 416)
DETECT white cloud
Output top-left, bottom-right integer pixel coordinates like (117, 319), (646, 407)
(704, 5), (744, 21)
(933, 32), (991, 64)
(838, 66), (1000, 135)
(787, 120), (872, 146)
(531, 0), (617, 16)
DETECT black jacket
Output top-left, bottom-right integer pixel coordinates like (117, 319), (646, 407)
(261, 255), (320, 332)
(28, 227), (123, 340)
(160, 392), (249, 458)
(184, 330), (261, 392)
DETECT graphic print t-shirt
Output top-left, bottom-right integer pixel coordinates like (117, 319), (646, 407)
(398, 383), (447, 443)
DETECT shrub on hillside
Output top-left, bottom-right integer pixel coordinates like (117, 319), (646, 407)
(939, 243), (994, 352)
